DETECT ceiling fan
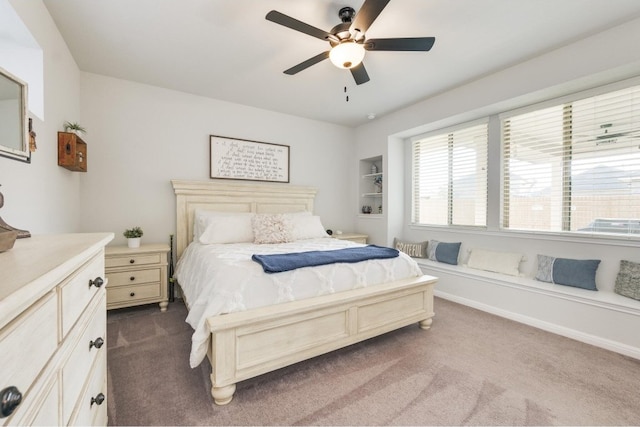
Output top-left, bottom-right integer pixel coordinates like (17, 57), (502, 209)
(265, 0), (435, 85)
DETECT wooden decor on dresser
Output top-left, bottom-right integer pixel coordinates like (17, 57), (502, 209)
(0, 233), (113, 425)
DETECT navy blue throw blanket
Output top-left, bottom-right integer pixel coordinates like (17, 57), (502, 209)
(252, 245), (399, 274)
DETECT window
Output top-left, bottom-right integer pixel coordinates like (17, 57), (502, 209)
(412, 122), (488, 227)
(502, 84), (640, 236)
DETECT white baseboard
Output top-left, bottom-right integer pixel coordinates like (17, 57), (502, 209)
(434, 289), (640, 361)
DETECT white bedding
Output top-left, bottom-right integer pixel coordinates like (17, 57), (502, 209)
(176, 237), (423, 368)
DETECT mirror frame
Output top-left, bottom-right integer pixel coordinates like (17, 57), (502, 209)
(0, 66), (29, 163)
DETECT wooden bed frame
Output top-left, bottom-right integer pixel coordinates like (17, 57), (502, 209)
(172, 179), (437, 405)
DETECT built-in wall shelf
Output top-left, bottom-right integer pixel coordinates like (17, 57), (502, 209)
(359, 156), (383, 215)
(57, 132), (87, 172)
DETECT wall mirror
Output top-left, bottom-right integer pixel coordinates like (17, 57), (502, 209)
(0, 66), (29, 163)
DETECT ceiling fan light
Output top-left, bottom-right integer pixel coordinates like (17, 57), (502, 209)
(329, 41), (365, 69)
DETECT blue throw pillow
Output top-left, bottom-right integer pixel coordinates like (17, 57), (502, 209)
(535, 254), (600, 291)
(428, 240), (461, 265)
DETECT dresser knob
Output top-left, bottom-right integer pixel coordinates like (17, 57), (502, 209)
(90, 337), (104, 349)
(129, 259), (135, 264)
(130, 292), (135, 297)
(0, 386), (22, 418)
(89, 277), (104, 288)
(90, 393), (105, 407)
(129, 276), (135, 281)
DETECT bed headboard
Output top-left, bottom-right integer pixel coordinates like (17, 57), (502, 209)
(171, 180), (317, 259)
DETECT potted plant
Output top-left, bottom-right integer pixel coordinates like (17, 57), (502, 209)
(63, 121), (87, 136)
(123, 226), (143, 248)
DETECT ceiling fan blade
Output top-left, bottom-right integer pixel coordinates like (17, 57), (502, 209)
(350, 0), (390, 34)
(284, 51), (330, 75)
(365, 37), (436, 51)
(350, 62), (370, 85)
(266, 10), (334, 42)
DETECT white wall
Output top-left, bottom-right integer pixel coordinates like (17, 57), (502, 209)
(0, 1), (82, 235)
(79, 73), (355, 246)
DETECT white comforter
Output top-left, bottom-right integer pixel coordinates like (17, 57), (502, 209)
(175, 237), (423, 368)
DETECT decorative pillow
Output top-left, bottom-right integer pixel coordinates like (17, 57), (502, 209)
(393, 238), (427, 258)
(195, 211), (254, 244)
(614, 260), (640, 301)
(252, 213), (294, 244)
(535, 254), (600, 291)
(467, 248), (524, 276)
(427, 240), (461, 265)
(288, 215), (328, 240)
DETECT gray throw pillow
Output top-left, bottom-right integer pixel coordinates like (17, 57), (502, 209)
(393, 238), (427, 258)
(614, 260), (640, 301)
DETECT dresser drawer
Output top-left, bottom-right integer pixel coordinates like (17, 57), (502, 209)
(68, 351), (107, 426)
(0, 292), (57, 419)
(106, 252), (161, 268)
(61, 293), (106, 424)
(106, 267), (161, 287)
(29, 376), (60, 426)
(107, 282), (162, 305)
(59, 254), (105, 337)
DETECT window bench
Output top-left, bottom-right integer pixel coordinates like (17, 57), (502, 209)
(415, 258), (640, 360)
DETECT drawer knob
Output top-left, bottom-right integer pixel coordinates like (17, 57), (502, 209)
(90, 393), (105, 407)
(129, 276), (135, 281)
(89, 277), (104, 288)
(129, 259), (135, 264)
(0, 386), (22, 418)
(90, 337), (105, 349)
(130, 292), (136, 297)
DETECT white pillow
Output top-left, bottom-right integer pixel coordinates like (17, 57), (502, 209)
(289, 215), (328, 240)
(466, 248), (524, 276)
(196, 211), (255, 244)
(252, 213), (294, 244)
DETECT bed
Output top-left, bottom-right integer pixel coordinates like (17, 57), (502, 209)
(172, 179), (437, 405)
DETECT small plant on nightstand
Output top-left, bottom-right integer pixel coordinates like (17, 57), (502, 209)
(123, 226), (143, 248)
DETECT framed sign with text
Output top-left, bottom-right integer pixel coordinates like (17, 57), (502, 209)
(209, 135), (290, 183)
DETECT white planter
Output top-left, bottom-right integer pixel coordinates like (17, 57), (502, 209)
(127, 237), (141, 248)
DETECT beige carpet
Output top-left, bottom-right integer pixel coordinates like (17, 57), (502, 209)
(106, 297), (640, 426)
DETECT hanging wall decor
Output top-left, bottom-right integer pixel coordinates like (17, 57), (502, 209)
(210, 135), (290, 183)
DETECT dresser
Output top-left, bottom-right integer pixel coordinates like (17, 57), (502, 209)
(0, 233), (113, 426)
(105, 244), (169, 311)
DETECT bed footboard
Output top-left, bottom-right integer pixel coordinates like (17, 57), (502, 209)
(205, 274), (437, 405)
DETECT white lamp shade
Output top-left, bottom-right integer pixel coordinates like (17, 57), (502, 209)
(329, 41), (366, 69)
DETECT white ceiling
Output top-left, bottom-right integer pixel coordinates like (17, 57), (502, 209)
(43, 0), (640, 127)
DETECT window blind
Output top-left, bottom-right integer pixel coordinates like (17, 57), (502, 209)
(412, 123), (488, 227)
(502, 84), (640, 236)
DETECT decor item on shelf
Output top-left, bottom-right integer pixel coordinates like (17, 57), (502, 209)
(123, 226), (144, 248)
(63, 121), (87, 136)
(374, 174), (382, 192)
(0, 184), (30, 238)
(378, 205), (382, 214)
(361, 205), (372, 214)
(370, 164), (378, 174)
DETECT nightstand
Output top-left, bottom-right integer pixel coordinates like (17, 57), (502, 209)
(333, 232), (368, 244)
(105, 244), (169, 311)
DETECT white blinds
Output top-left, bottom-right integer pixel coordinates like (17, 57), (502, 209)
(412, 123), (488, 226)
(502, 84), (640, 235)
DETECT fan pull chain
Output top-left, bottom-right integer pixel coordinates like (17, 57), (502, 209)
(344, 86), (349, 102)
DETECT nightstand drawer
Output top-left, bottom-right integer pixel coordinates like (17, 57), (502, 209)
(106, 268), (161, 287)
(107, 282), (162, 305)
(105, 253), (161, 268)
